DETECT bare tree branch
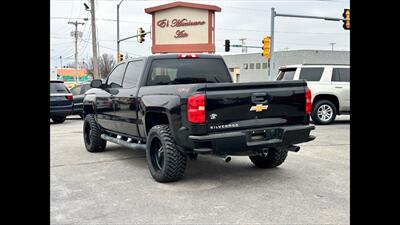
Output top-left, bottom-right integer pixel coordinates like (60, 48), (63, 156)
(82, 53), (116, 80)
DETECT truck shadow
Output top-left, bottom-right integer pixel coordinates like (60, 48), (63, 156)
(103, 145), (294, 184)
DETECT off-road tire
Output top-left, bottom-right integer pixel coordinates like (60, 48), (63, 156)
(146, 125), (187, 182)
(249, 147), (288, 168)
(83, 114), (106, 152)
(311, 100), (337, 125)
(51, 116), (66, 124)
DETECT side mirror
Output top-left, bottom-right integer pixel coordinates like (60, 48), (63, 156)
(90, 79), (103, 88)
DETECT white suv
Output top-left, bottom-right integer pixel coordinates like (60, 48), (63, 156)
(276, 64), (350, 125)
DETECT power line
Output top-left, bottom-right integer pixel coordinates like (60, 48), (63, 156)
(51, 16), (151, 24)
(81, 39), (143, 56)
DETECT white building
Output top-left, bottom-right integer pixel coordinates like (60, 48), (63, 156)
(222, 50), (350, 82)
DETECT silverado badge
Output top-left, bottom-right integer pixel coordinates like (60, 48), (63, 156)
(250, 104), (268, 112)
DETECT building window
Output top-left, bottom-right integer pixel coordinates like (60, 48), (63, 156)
(229, 68), (234, 72)
(249, 63), (254, 69)
(243, 64), (248, 70)
(256, 63), (261, 69)
(262, 63), (268, 69)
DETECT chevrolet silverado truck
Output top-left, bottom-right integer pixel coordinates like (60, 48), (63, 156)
(83, 54), (315, 182)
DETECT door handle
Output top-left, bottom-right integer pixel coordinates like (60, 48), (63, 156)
(335, 86), (343, 88)
(252, 93), (269, 104)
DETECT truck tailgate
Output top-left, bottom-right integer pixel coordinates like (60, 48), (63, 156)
(203, 80), (308, 132)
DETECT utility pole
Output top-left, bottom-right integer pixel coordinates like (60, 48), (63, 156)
(239, 38), (247, 54)
(329, 42), (336, 51)
(90, 0), (99, 79)
(68, 21), (85, 82)
(59, 56), (63, 68)
(269, 8), (275, 79)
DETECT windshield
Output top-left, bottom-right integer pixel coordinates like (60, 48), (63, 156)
(50, 82), (69, 94)
(147, 58), (232, 86)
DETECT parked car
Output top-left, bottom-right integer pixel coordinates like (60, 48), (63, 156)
(276, 64), (350, 125)
(50, 80), (73, 123)
(83, 54), (315, 182)
(70, 82), (91, 118)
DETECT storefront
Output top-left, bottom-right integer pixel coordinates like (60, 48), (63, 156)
(56, 68), (91, 89)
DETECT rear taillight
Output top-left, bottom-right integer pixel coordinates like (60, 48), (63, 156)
(65, 95), (73, 101)
(178, 54), (199, 59)
(305, 87), (312, 115)
(187, 94), (205, 123)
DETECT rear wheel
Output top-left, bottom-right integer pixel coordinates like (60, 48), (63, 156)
(51, 116), (66, 124)
(83, 114), (106, 152)
(249, 147), (288, 168)
(146, 125), (187, 182)
(311, 100), (337, 125)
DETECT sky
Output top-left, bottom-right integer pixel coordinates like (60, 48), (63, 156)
(50, 0), (350, 68)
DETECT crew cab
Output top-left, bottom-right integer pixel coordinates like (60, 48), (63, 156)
(83, 54), (315, 182)
(276, 64), (350, 125)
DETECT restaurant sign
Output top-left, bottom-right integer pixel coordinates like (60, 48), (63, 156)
(145, 1), (221, 54)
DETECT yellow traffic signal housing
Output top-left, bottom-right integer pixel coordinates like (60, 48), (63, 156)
(138, 27), (145, 43)
(261, 36), (271, 59)
(118, 53), (124, 62)
(342, 9), (350, 30)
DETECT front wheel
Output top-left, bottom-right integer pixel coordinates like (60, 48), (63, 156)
(249, 147), (288, 168)
(83, 114), (106, 152)
(311, 100), (337, 125)
(146, 125), (187, 182)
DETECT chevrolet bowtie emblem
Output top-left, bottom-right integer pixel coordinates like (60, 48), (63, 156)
(250, 104), (268, 112)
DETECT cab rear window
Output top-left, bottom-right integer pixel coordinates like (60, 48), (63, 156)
(147, 58), (232, 86)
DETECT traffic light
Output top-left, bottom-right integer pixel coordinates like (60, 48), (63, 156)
(261, 36), (271, 59)
(118, 53), (124, 62)
(225, 40), (230, 52)
(138, 27), (145, 43)
(342, 9), (350, 30)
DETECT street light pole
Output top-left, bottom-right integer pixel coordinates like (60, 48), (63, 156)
(117, 0), (124, 63)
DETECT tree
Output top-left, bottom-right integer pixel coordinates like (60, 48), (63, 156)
(84, 53), (116, 79)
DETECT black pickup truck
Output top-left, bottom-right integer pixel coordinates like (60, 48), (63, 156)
(83, 54), (315, 182)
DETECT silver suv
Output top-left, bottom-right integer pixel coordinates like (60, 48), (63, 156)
(276, 64), (350, 125)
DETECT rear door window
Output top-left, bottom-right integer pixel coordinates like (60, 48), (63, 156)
(50, 82), (69, 94)
(332, 68), (350, 82)
(123, 60), (144, 88)
(299, 68), (324, 81)
(147, 58), (231, 86)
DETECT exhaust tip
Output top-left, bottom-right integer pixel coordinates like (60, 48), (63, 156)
(225, 156), (232, 163)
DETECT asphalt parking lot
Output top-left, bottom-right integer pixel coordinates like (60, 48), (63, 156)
(50, 115), (350, 225)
